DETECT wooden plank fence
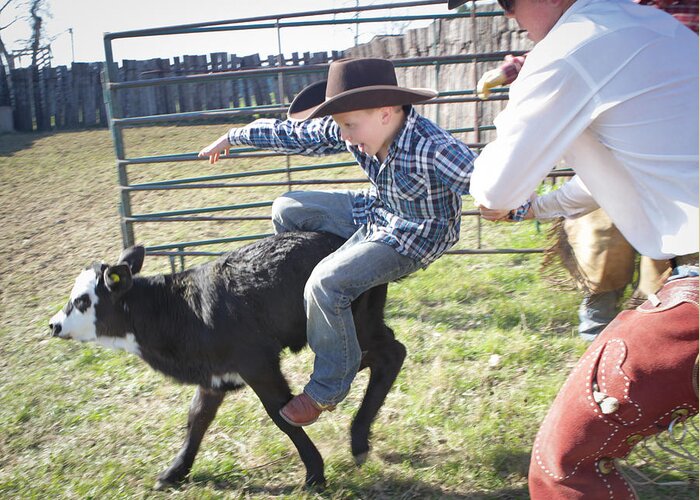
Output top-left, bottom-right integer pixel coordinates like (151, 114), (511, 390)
(0, 5), (529, 134)
(0, 50), (341, 132)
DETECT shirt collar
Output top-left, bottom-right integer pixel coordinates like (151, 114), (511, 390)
(390, 106), (418, 157)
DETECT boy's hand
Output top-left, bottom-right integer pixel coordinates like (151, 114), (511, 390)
(477, 195), (536, 222)
(198, 134), (231, 164)
(478, 205), (512, 221)
(476, 68), (507, 100)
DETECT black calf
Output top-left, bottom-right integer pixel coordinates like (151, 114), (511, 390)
(49, 231), (406, 488)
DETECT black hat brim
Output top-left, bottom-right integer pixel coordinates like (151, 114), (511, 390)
(448, 0), (468, 8)
(288, 80), (438, 121)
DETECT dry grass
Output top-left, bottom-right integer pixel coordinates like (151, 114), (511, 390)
(0, 127), (696, 499)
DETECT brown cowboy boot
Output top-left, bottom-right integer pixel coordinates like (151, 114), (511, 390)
(279, 393), (335, 427)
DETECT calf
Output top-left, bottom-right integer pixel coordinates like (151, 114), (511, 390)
(49, 231), (407, 489)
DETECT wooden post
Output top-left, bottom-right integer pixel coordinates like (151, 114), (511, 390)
(121, 60), (139, 118)
(11, 68), (32, 131)
(173, 56), (188, 112)
(41, 66), (57, 129)
(287, 52), (300, 102)
(208, 52), (228, 110)
(230, 54), (241, 108)
(82, 62), (98, 126)
(54, 65), (67, 128)
(240, 54), (262, 107)
(32, 65), (50, 131)
(0, 64), (10, 106)
(96, 62), (110, 127)
(155, 58), (171, 115)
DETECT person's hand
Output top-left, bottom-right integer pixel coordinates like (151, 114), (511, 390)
(477, 204), (512, 221)
(476, 68), (507, 100)
(198, 134), (231, 164)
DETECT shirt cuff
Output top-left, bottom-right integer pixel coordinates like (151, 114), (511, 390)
(508, 201), (531, 221)
(227, 127), (243, 146)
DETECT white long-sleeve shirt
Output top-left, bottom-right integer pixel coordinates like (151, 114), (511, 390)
(470, 0), (699, 259)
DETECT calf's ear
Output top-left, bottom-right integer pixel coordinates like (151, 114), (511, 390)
(117, 245), (145, 275)
(104, 263), (133, 299)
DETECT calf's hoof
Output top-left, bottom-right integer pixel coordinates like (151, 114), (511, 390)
(154, 469), (188, 491)
(351, 435), (370, 466)
(304, 472), (326, 491)
(353, 450), (369, 466)
(154, 477), (179, 491)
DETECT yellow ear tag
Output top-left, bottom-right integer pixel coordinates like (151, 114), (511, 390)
(109, 273), (120, 283)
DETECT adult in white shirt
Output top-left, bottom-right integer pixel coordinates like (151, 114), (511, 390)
(450, 0), (699, 497)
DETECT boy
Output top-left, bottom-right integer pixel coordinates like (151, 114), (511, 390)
(199, 57), (477, 427)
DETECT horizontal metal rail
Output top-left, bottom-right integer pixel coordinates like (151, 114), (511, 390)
(108, 53), (526, 92)
(103, 2), (553, 265)
(122, 178), (368, 191)
(111, 93), (510, 128)
(104, 1), (492, 41)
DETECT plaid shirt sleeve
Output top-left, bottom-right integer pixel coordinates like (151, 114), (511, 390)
(508, 200), (532, 221)
(227, 115), (347, 156)
(433, 141), (477, 195)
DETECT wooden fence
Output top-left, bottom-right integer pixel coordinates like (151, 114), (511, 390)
(1, 4), (530, 134)
(1, 50), (341, 132)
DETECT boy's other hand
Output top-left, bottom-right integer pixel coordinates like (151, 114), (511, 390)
(476, 68), (507, 100)
(477, 205), (512, 221)
(198, 134), (231, 164)
(477, 205), (535, 222)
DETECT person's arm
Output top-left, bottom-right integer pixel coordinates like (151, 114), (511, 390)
(199, 115), (345, 164)
(531, 175), (599, 219)
(470, 56), (596, 211)
(476, 54), (527, 99)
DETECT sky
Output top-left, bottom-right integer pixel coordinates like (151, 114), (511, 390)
(1, 0), (454, 67)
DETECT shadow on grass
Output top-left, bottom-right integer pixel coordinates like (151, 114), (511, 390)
(188, 470), (529, 499)
(0, 131), (51, 156)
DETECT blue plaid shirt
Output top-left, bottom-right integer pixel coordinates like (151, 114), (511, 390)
(228, 108), (476, 265)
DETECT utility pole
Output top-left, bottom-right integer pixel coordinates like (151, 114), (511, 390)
(68, 27), (74, 62)
(354, 0), (359, 46)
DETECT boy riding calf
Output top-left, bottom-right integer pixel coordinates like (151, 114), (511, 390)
(199, 58), (483, 427)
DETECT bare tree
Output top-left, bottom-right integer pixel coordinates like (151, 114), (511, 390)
(28, 0), (46, 66)
(0, 0), (19, 70)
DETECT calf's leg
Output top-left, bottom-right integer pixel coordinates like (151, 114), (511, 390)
(351, 327), (407, 465)
(240, 358), (326, 487)
(155, 386), (226, 490)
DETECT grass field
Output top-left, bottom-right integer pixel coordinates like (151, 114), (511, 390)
(0, 127), (696, 499)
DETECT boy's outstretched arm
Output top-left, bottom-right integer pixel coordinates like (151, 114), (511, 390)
(198, 115), (346, 164)
(199, 133), (231, 164)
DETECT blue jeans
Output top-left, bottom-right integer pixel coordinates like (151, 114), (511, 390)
(578, 289), (624, 342)
(272, 190), (422, 406)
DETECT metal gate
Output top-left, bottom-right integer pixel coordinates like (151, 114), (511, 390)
(102, 0), (566, 270)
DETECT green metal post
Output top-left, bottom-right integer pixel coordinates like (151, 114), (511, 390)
(103, 35), (135, 248)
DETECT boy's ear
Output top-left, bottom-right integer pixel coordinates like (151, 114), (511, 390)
(378, 106), (390, 124)
(103, 263), (133, 300)
(117, 245), (145, 275)
(379, 106), (399, 124)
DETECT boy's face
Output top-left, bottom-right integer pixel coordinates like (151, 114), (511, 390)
(332, 108), (392, 157)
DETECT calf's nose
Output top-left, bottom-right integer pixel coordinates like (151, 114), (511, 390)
(50, 322), (62, 337)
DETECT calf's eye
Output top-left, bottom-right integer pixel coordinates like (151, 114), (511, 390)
(73, 294), (91, 313)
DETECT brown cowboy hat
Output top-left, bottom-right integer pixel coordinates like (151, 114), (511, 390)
(287, 58), (437, 120)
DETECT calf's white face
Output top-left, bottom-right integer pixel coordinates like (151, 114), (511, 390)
(49, 251), (143, 357)
(50, 267), (101, 342)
